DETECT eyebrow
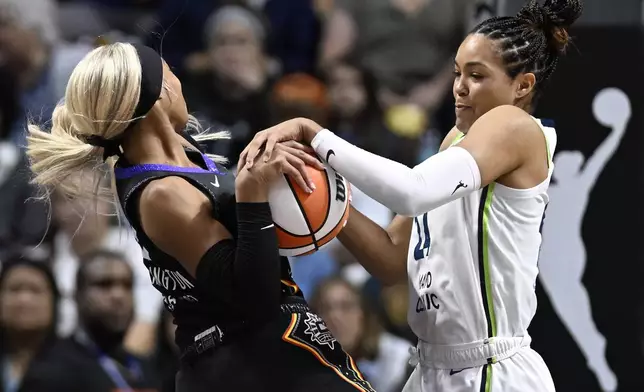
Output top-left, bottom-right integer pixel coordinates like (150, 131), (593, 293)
(454, 60), (489, 69)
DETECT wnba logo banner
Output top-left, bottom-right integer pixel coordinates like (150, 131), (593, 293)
(530, 26), (644, 392)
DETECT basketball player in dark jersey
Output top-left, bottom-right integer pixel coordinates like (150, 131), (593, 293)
(27, 43), (374, 392)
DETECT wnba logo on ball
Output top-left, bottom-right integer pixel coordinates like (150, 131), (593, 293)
(334, 172), (347, 202)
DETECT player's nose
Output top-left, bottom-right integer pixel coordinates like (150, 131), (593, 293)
(453, 79), (468, 97)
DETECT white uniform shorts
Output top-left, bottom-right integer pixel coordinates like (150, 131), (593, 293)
(402, 336), (555, 392)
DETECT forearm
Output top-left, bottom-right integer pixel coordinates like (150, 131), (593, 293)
(233, 175), (280, 306)
(338, 207), (408, 286)
(311, 130), (481, 216)
(233, 202), (281, 310)
(196, 186), (281, 316)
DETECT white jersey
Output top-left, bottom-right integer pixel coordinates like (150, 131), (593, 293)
(407, 117), (556, 345)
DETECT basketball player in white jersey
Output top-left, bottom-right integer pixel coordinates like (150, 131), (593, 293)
(240, 0), (582, 390)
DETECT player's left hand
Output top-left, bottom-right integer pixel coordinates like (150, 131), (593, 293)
(237, 141), (323, 194)
(239, 118), (324, 170)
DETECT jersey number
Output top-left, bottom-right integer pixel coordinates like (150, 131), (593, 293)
(414, 213), (431, 260)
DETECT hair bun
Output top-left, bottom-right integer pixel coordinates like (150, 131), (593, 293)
(517, 0), (583, 53)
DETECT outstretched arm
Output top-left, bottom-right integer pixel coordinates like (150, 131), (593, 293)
(241, 107), (542, 217)
(313, 133), (479, 216)
(309, 106), (532, 216)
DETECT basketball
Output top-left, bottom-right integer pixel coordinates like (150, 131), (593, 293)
(268, 162), (350, 257)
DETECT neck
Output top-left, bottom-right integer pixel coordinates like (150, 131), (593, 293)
(3, 331), (47, 384)
(79, 325), (123, 356)
(70, 225), (107, 256)
(122, 111), (193, 167)
(5, 329), (48, 358)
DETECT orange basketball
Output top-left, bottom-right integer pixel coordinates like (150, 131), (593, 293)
(268, 162), (350, 257)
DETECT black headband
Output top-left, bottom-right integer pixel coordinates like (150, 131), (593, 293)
(130, 43), (164, 120)
(86, 43), (164, 160)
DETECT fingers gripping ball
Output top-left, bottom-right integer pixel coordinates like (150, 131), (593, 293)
(268, 162), (350, 257)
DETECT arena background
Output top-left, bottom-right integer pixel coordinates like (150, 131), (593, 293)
(530, 25), (644, 392)
(506, 0), (644, 389)
(0, 0), (642, 391)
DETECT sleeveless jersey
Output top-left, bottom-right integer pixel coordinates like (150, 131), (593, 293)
(113, 148), (302, 350)
(407, 117), (557, 345)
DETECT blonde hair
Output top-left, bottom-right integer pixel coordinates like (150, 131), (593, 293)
(27, 42), (228, 205)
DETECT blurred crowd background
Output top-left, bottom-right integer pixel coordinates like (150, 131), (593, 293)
(0, 0), (641, 391)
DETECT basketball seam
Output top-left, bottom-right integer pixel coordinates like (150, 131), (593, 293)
(274, 222), (310, 238)
(316, 194), (350, 245)
(284, 175), (319, 251)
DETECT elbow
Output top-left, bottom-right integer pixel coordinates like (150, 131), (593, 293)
(394, 193), (422, 217)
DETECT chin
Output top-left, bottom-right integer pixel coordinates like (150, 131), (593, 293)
(455, 118), (471, 133)
(177, 117), (190, 132)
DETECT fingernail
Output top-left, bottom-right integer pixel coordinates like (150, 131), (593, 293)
(309, 182), (316, 190)
(306, 187), (313, 194)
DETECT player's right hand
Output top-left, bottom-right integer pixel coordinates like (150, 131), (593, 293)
(238, 118), (324, 171)
(236, 142), (321, 194)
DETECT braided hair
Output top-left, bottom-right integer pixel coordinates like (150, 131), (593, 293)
(471, 0), (583, 101)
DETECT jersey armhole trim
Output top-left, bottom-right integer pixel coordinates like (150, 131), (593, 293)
(490, 116), (554, 198)
(124, 175), (221, 235)
(450, 132), (466, 147)
(121, 177), (157, 233)
(533, 117), (554, 169)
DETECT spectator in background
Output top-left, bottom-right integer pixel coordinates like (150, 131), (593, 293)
(320, 0), (471, 164)
(154, 309), (179, 392)
(325, 61), (398, 160)
(49, 169), (162, 355)
(145, 0), (219, 78)
(270, 72), (328, 125)
(0, 64), (49, 260)
(184, 5), (272, 166)
(146, 0), (320, 77)
(61, 0), (158, 38)
(311, 277), (411, 392)
(261, 0), (321, 75)
(314, 0), (336, 19)
(0, 256), (63, 392)
(362, 277), (416, 343)
(45, 251), (160, 391)
(0, 0), (59, 146)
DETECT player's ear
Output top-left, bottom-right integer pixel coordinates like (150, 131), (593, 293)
(515, 73), (536, 100)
